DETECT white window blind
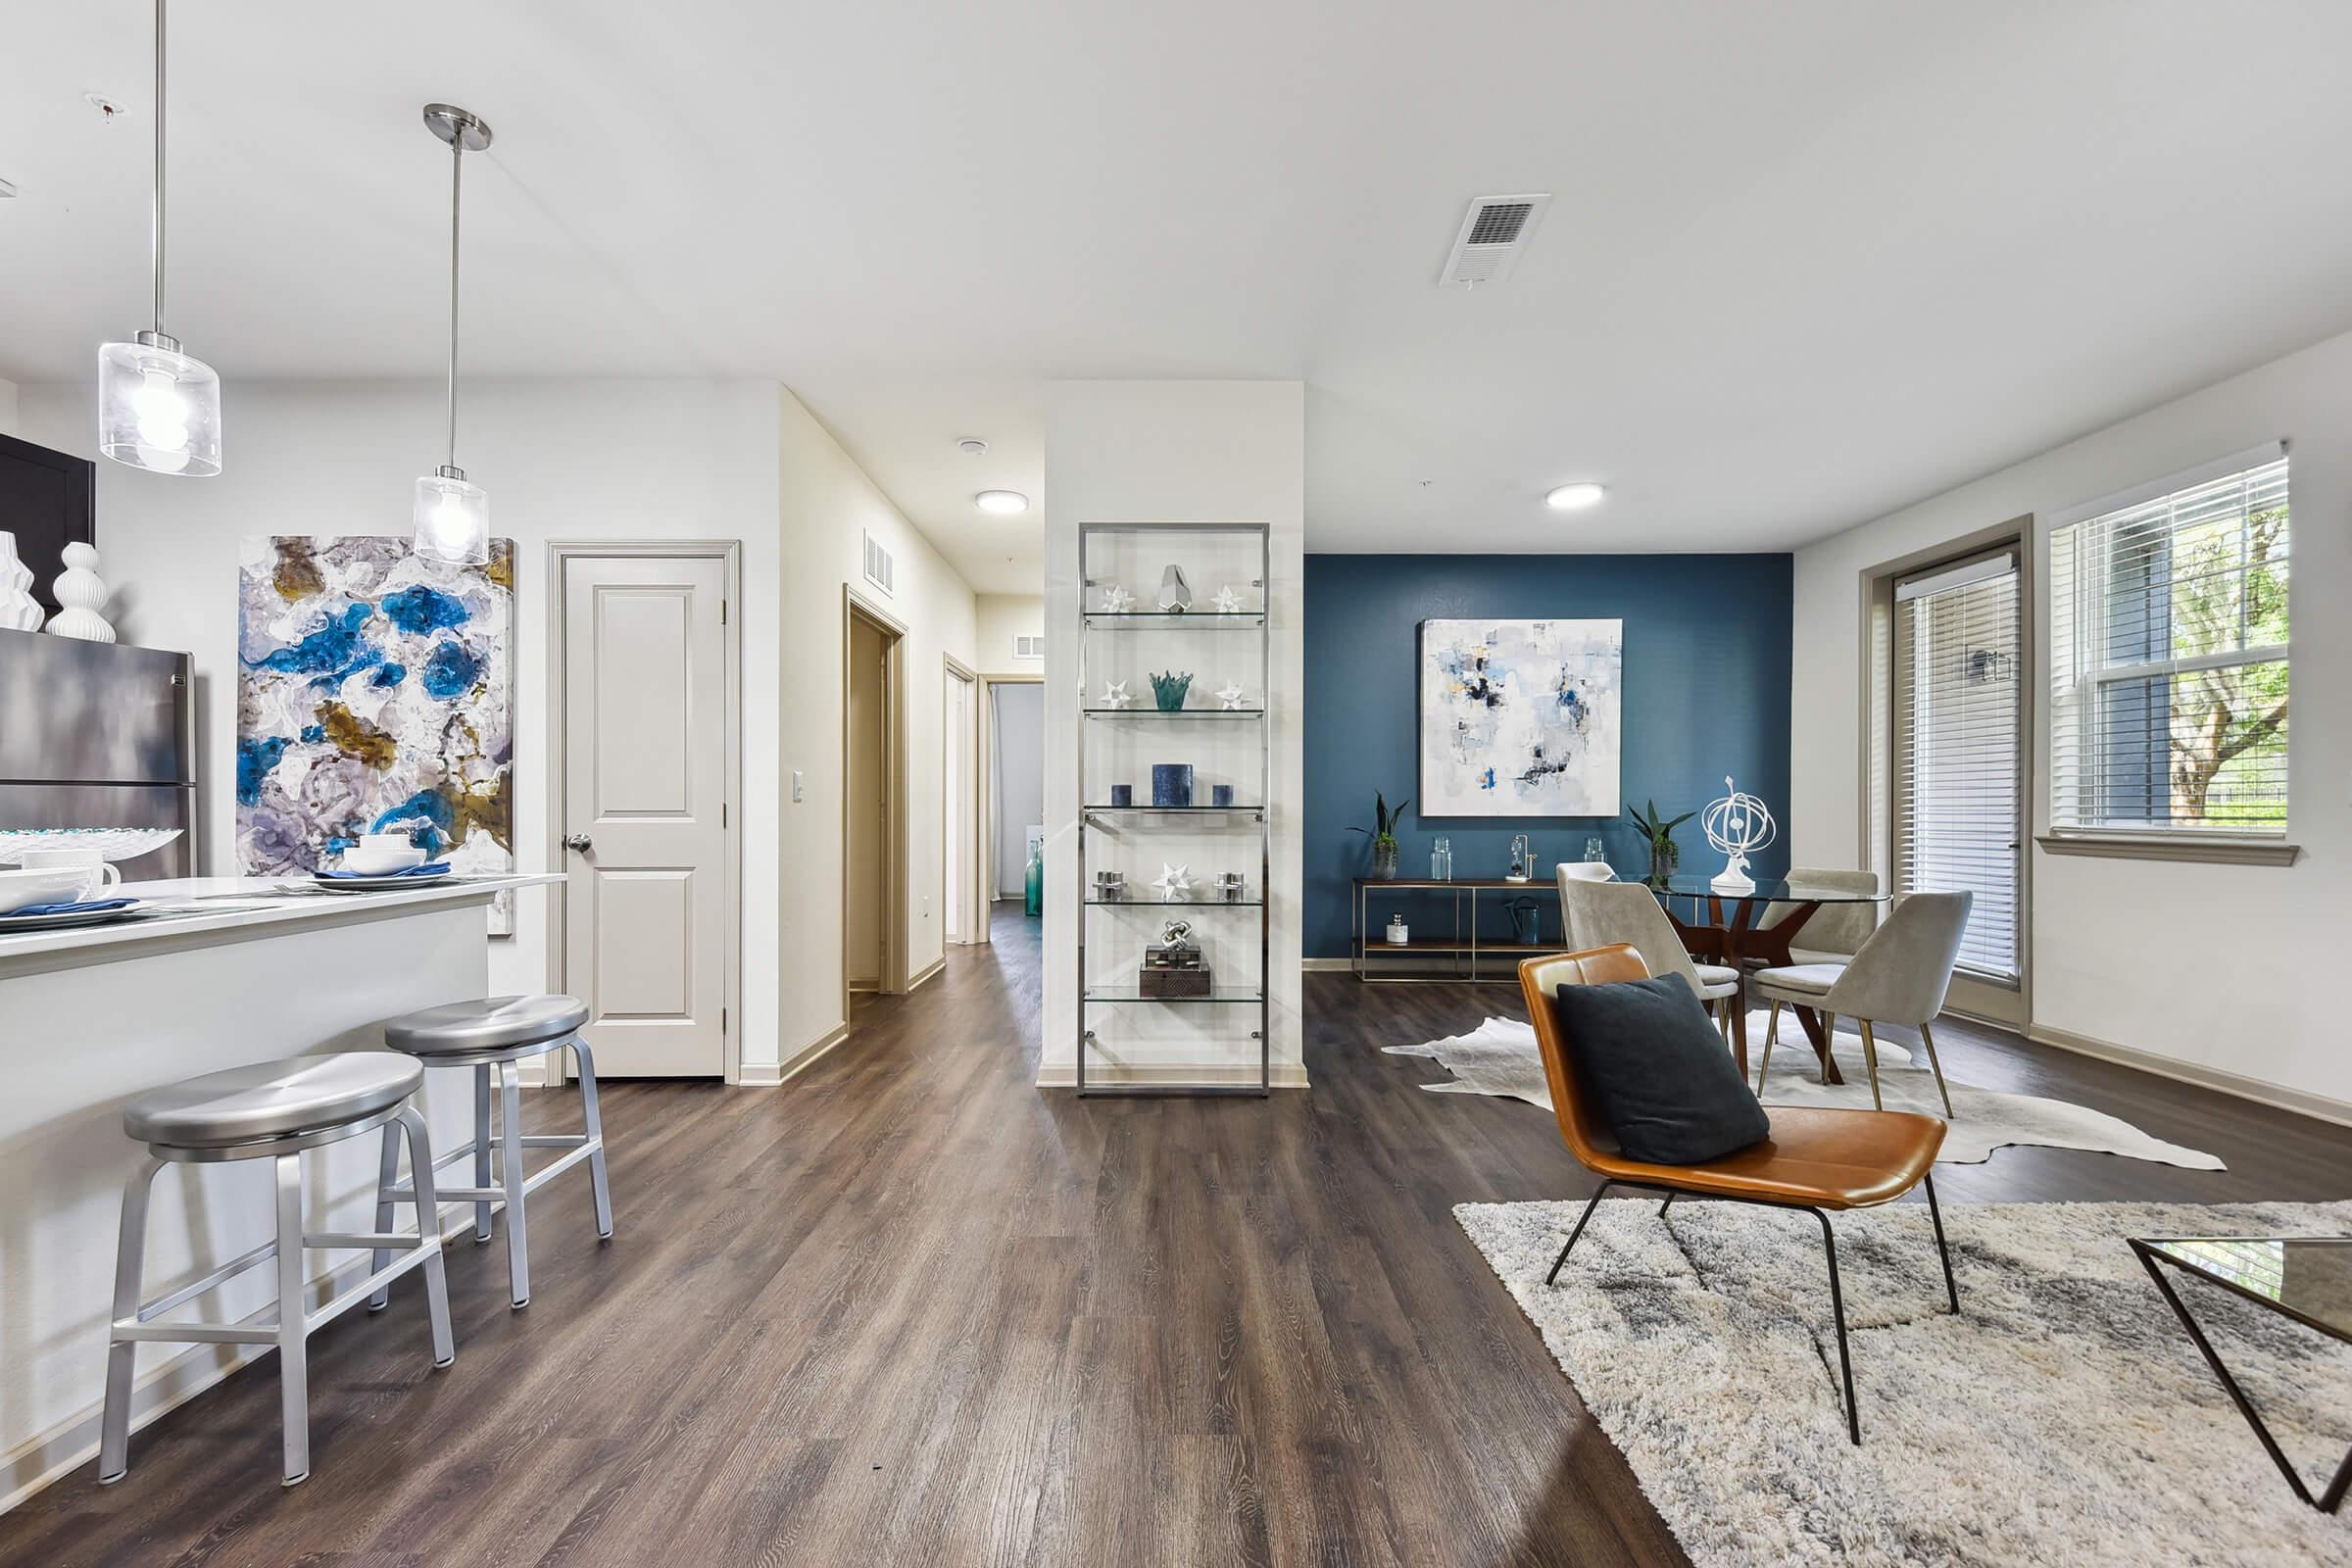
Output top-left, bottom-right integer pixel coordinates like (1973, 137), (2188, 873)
(1893, 550), (2019, 982)
(2048, 455), (2289, 834)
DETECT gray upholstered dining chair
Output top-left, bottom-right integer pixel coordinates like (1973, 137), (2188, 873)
(1761, 867), (1881, 966)
(1750, 890), (1973, 1115)
(1557, 873), (1744, 1042)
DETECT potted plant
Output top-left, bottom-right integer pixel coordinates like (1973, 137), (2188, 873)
(1349, 791), (1409, 880)
(1626, 799), (1694, 885)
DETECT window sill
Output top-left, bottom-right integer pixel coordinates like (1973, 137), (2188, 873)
(2034, 833), (2301, 867)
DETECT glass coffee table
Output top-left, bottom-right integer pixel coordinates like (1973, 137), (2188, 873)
(2130, 1235), (2352, 1511)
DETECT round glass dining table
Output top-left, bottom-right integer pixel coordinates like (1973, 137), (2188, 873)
(1642, 873), (1893, 1084)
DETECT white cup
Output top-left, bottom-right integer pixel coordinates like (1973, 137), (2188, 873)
(14, 848), (122, 903)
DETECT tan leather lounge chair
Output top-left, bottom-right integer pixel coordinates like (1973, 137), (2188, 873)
(1519, 943), (1959, 1444)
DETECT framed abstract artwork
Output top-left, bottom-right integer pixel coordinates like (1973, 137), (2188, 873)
(236, 535), (516, 932)
(1418, 618), (1622, 817)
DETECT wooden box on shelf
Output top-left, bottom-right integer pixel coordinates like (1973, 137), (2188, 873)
(1140, 919), (1213, 998)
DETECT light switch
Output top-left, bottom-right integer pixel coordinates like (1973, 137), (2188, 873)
(792, 769), (804, 803)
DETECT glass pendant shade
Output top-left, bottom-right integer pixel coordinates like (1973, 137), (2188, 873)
(412, 470), (490, 565)
(99, 337), (220, 478)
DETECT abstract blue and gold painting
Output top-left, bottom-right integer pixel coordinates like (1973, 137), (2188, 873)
(237, 535), (514, 927)
(1418, 618), (1621, 817)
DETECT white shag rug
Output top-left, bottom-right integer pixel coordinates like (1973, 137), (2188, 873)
(1457, 1195), (2352, 1567)
(1384, 1012), (2225, 1169)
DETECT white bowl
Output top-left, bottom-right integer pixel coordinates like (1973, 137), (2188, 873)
(0, 865), (99, 914)
(340, 844), (429, 877)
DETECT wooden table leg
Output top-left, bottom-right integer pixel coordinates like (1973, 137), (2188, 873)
(1729, 990), (1748, 1078)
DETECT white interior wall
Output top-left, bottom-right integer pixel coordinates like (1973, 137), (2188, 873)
(0, 378), (19, 436)
(19, 377), (787, 1073)
(1791, 327), (2352, 1114)
(19, 377), (984, 1083)
(975, 593), (1045, 670)
(1040, 380), (1305, 1089)
(774, 389), (978, 1059)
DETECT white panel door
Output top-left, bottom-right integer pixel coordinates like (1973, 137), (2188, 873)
(564, 556), (729, 1076)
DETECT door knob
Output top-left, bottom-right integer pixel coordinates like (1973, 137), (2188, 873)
(564, 834), (594, 853)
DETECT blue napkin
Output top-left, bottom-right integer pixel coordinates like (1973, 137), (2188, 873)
(7, 898), (138, 917)
(315, 861), (454, 881)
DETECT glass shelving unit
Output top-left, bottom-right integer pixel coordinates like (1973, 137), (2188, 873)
(1077, 520), (1271, 1096)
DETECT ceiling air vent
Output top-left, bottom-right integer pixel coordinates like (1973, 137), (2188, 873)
(1438, 193), (1551, 288)
(862, 530), (896, 597)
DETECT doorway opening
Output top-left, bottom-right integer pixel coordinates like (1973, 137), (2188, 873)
(984, 677), (1045, 933)
(1867, 524), (2031, 1028)
(945, 658), (977, 945)
(844, 591), (907, 1004)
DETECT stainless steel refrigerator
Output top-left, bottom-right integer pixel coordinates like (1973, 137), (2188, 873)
(0, 628), (196, 878)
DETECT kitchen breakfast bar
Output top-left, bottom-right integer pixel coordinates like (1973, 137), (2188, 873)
(0, 874), (558, 1506)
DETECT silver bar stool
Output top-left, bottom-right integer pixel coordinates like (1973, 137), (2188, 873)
(374, 995), (607, 1311)
(100, 1054), (454, 1489)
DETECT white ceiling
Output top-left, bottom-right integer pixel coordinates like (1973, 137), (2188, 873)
(11, 2), (2352, 595)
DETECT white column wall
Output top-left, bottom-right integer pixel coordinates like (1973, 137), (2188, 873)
(1039, 381), (1305, 1088)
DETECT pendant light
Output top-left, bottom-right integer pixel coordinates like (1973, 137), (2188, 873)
(412, 104), (493, 565)
(97, 0), (220, 477)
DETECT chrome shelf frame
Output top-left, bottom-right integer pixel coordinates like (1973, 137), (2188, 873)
(1077, 520), (1271, 1097)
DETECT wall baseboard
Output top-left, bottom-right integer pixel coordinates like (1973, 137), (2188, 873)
(759, 1020), (852, 1087)
(0, 1206), (484, 1515)
(1301, 957), (1352, 972)
(906, 956), (946, 992)
(1035, 1060), (1311, 1091)
(2028, 1022), (2352, 1129)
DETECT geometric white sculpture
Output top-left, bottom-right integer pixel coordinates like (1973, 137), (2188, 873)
(0, 532), (43, 632)
(45, 542), (118, 642)
(1702, 774), (1775, 895)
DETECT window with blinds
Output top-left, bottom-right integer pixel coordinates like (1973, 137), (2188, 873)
(2048, 453), (2289, 834)
(1893, 550), (2019, 982)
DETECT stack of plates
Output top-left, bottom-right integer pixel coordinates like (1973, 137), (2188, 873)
(309, 868), (456, 895)
(0, 900), (148, 933)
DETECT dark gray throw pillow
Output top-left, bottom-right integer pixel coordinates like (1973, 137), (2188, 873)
(1548, 976), (1770, 1164)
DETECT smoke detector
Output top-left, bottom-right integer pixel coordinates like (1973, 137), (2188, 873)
(1438, 194), (1551, 288)
(956, 437), (989, 456)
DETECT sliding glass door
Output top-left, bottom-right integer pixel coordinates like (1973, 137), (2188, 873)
(1891, 546), (2024, 1022)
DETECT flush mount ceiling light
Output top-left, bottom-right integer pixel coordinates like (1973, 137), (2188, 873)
(975, 490), (1029, 514)
(97, 0), (220, 477)
(1545, 482), (1606, 512)
(412, 104), (494, 565)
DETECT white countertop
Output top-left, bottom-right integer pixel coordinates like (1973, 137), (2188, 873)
(0, 874), (561, 976)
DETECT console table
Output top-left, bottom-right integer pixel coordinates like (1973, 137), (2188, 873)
(1350, 877), (1571, 983)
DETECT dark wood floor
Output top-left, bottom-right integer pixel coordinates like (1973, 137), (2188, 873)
(10, 906), (2350, 1567)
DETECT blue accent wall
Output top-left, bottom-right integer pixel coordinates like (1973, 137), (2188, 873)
(1303, 553), (1793, 957)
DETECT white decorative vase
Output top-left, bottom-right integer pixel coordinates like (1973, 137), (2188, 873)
(45, 543), (117, 643)
(0, 533), (42, 633)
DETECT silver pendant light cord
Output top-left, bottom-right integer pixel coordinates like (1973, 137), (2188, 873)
(151, 0), (167, 339)
(445, 128), (463, 473)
